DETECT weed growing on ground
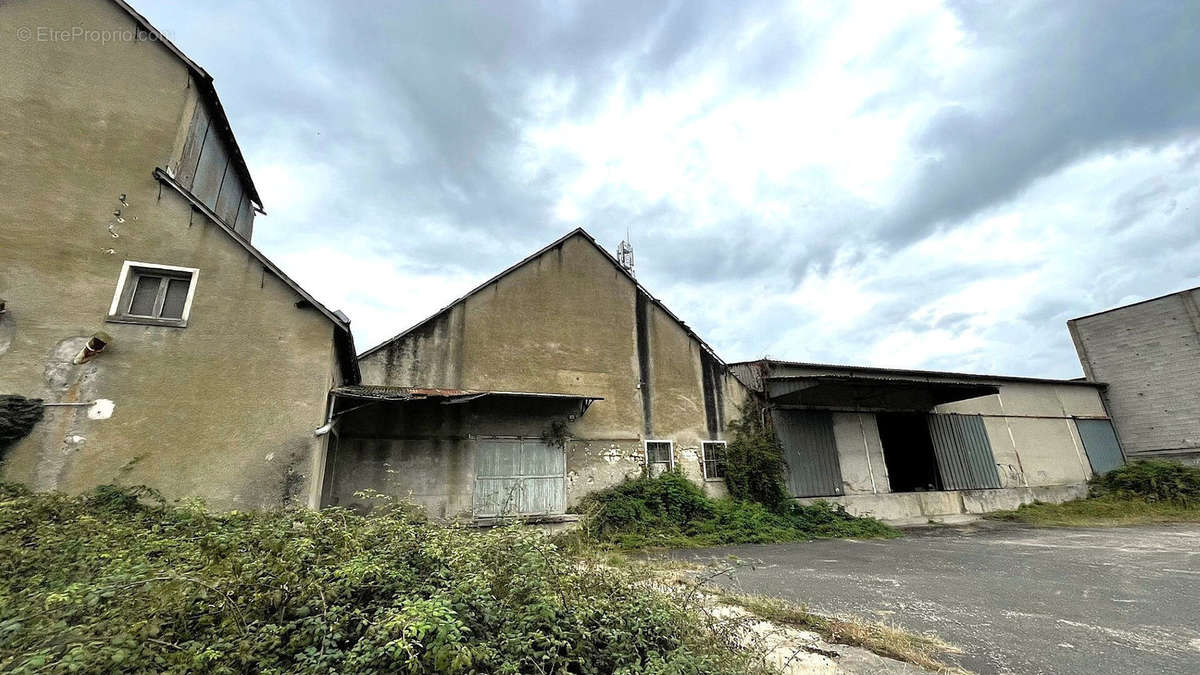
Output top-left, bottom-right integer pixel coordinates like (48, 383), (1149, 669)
(0, 483), (760, 674)
(565, 470), (899, 550)
(715, 592), (961, 672)
(1089, 460), (1200, 505)
(988, 461), (1200, 527)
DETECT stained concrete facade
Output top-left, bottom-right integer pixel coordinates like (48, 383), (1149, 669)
(732, 361), (1114, 524)
(0, 0), (356, 510)
(1069, 287), (1200, 467)
(345, 230), (751, 517)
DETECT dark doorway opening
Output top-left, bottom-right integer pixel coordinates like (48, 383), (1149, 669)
(878, 413), (942, 492)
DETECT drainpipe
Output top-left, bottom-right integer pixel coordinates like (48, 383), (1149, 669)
(313, 392), (335, 436)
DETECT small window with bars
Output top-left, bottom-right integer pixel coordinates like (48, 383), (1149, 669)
(107, 261), (198, 327)
(701, 441), (727, 480)
(644, 440), (674, 469)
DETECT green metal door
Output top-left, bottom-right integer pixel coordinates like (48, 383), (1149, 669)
(927, 414), (1002, 490)
(1075, 419), (1124, 474)
(473, 438), (565, 517)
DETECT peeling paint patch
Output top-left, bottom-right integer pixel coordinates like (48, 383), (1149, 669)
(87, 399), (114, 420)
(0, 313), (14, 356)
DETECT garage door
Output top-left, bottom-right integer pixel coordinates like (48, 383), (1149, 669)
(473, 438), (565, 517)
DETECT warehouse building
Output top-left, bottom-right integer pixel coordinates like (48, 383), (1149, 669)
(322, 229), (750, 520)
(1069, 286), (1200, 467)
(730, 360), (1123, 524)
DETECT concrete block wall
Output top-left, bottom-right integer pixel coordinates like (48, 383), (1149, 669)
(1070, 289), (1200, 461)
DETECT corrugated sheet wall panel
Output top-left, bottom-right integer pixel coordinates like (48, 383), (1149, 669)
(928, 414), (1002, 489)
(773, 410), (844, 497)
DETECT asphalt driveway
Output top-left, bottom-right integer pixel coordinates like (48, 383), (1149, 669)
(668, 522), (1200, 674)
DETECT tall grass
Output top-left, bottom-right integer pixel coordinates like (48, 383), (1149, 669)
(565, 470), (898, 550)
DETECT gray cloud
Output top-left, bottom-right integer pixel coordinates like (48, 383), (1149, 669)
(880, 0), (1200, 246)
(135, 0), (1200, 376)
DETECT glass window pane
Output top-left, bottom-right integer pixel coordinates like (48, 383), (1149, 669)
(128, 275), (161, 316)
(160, 277), (190, 319)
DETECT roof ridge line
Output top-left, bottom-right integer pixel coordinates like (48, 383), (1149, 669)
(357, 228), (726, 365)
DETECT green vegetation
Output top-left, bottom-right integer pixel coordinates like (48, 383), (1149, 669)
(722, 407), (791, 509)
(567, 470), (899, 550)
(1089, 459), (1200, 504)
(0, 483), (761, 674)
(716, 592), (960, 672)
(988, 460), (1200, 527)
(0, 395), (44, 455)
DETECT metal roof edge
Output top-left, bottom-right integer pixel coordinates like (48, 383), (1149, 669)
(331, 384), (603, 401)
(357, 228), (728, 366)
(111, 0), (262, 208)
(735, 358), (1106, 388)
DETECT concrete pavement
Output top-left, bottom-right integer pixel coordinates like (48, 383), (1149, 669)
(667, 522), (1200, 674)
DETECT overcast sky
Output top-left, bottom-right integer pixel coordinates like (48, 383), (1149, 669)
(138, 0), (1199, 378)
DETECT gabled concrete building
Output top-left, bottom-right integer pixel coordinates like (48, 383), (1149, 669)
(0, 0), (357, 510)
(324, 229), (750, 519)
(1070, 286), (1200, 467)
(730, 360), (1122, 524)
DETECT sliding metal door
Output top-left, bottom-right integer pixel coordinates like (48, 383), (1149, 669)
(772, 410), (844, 497)
(927, 414), (1002, 490)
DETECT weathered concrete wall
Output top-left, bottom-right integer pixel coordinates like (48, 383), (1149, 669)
(935, 382), (1107, 418)
(357, 232), (754, 504)
(934, 382), (1098, 487)
(1070, 289), (1200, 465)
(800, 484), (1089, 527)
(0, 0), (343, 510)
(358, 305), (464, 388)
(831, 412), (891, 496)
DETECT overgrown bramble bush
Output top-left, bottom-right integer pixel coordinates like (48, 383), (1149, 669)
(722, 406), (791, 510)
(1089, 460), (1200, 505)
(0, 483), (756, 674)
(0, 395), (44, 452)
(570, 470), (898, 550)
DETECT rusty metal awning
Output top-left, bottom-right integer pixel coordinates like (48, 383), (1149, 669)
(765, 375), (998, 410)
(331, 385), (602, 407)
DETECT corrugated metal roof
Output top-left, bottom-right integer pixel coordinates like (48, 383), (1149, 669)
(737, 359), (1106, 388)
(331, 385), (603, 402)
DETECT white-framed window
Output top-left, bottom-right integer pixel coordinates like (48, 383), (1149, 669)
(701, 441), (727, 480)
(107, 261), (199, 328)
(644, 440), (674, 470)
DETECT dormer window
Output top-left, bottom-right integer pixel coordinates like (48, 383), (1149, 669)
(107, 261), (198, 328)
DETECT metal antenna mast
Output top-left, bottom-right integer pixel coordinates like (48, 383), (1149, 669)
(617, 225), (635, 276)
